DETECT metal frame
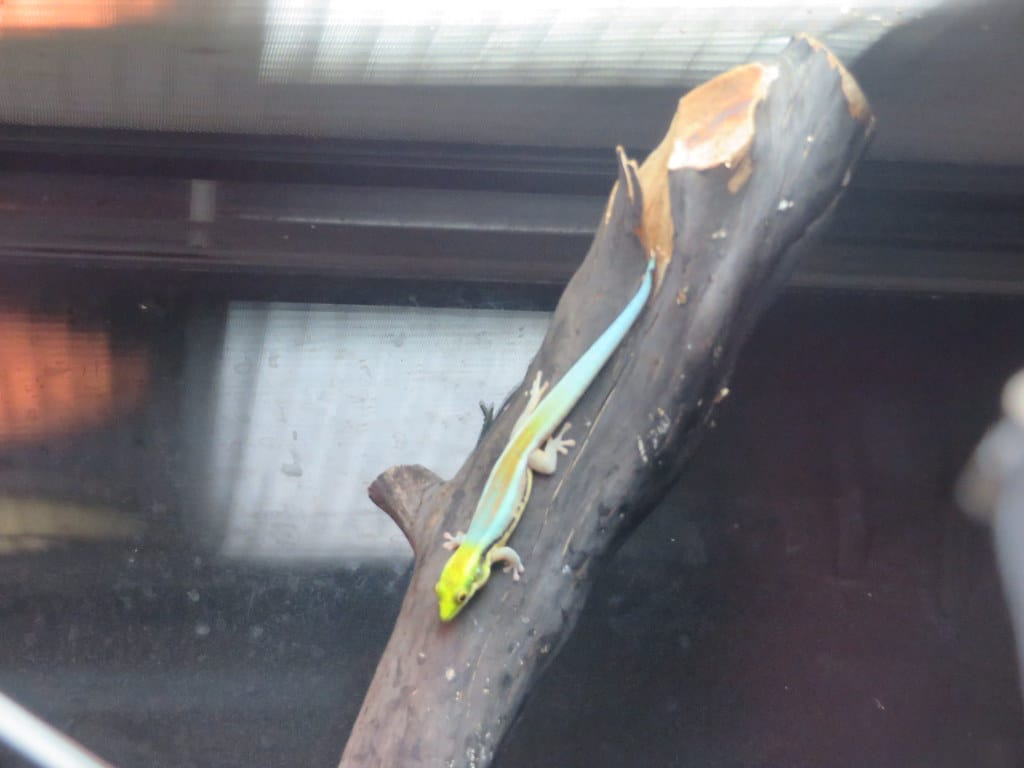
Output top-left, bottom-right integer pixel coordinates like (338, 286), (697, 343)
(0, 128), (1022, 297)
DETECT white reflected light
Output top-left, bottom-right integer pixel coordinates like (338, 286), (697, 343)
(193, 303), (549, 564)
(262, 0), (946, 86)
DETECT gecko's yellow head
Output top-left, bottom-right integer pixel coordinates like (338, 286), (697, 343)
(435, 544), (489, 622)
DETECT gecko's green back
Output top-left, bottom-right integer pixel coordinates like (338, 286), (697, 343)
(436, 255), (656, 620)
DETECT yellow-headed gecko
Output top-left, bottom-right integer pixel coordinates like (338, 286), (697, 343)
(435, 255), (656, 620)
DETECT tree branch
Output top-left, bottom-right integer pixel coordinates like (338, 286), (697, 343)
(340, 36), (875, 768)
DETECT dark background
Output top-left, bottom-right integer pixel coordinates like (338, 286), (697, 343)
(0, 281), (1020, 768)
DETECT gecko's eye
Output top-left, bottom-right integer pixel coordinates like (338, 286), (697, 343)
(456, 592), (467, 604)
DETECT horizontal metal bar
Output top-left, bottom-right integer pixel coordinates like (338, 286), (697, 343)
(0, 147), (1021, 295)
(0, 125), (627, 193)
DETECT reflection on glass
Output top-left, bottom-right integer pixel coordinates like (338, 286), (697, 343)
(261, 0), (943, 86)
(0, 308), (150, 558)
(187, 302), (547, 564)
(1, 0), (167, 32)
(0, 311), (148, 446)
(0, 495), (141, 555)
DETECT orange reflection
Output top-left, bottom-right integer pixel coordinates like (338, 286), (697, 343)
(0, 311), (148, 445)
(0, 0), (167, 31)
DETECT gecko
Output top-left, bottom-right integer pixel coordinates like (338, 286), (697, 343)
(435, 254), (657, 621)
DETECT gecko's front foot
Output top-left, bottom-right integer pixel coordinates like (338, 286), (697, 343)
(489, 546), (525, 582)
(442, 531), (466, 551)
(528, 370), (548, 401)
(513, 370), (551, 436)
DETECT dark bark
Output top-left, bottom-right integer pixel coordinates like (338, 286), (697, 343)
(340, 36), (875, 768)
